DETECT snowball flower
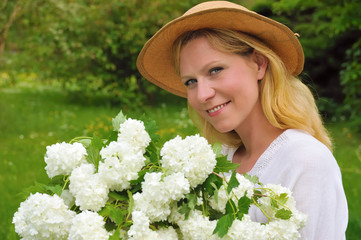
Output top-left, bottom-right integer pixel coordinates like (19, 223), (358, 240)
(118, 118), (151, 153)
(160, 134), (216, 188)
(98, 141), (146, 191)
(128, 211), (158, 240)
(224, 215), (267, 240)
(13, 193), (75, 240)
(209, 173), (254, 213)
(69, 163), (109, 211)
(133, 172), (190, 222)
(176, 210), (220, 240)
(156, 226), (179, 239)
(44, 142), (87, 178)
(258, 184), (295, 219)
(68, 211), (110, 240)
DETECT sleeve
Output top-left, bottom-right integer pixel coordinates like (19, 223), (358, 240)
(283, 143), (348, 240)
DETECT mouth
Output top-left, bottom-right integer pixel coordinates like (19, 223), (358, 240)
(207, 101), (230, 113)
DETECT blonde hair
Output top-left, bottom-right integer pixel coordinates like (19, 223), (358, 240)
(172, 28), (332, 151)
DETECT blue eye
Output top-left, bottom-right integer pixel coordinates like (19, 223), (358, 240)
(184, 79), (197, 87)
(210, 67), (223, 74)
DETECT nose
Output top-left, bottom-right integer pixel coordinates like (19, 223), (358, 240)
(197, 79), (215, 103)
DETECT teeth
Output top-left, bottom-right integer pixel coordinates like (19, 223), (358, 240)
(208, 104), (225, 113)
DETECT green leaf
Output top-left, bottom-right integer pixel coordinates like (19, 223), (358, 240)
(212, 142), (223, 157)
(109, 228), (121, 240)
(210, 182), (219, 204)
(238, 195), (251, 214)
(140, 115), (160, 143)
(127, 190), (134, 213)
(145, 142), (160, 165)
(227, 171), (239, 194)
(275, 208), (292, 220)
(214, 155), (239, 173)
(178, 202), (191, 220)
(185, 192), (198, 210)
(108, 191), (128, 202)
(44, 184), (63, 196)
(109, 207), (125, 225)
(243, 173), (260, 185)
(98, 204), (112, 218)
(213, 213), (234, 238)
(203, 173), (223, 195)
(105, 131), (118, 145)
(86, 134), (103, 170)
(225, 199), (237, 215)
(278, 193), (289, 205)
(112, 111), (127, 131)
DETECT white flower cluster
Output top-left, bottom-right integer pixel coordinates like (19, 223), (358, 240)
(259, 184), (308, 239)
(14, 117), (152, 239)
(160, 134), (217, 188)
(133, 172), (190, 222)
(12, 193), (110, 240)
(128, 211), (178, 240)
(44, 142), (87, 178)
(13, 193), (75, 240)
(68, 211), (110, 240)
(14, 114), (307, 240)
(130, 134), (217, 238)
(175, 209), (219, 240)
(69, 163), (109, 212)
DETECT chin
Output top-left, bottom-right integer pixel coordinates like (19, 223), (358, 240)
(213, 124), (234, 134)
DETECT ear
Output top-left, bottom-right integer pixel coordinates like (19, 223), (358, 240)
(254, 51), (268, 80)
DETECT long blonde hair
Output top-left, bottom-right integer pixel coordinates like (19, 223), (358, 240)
(172, 28), (332, 151)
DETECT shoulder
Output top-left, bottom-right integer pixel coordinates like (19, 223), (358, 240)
(275, 129), (341, 179)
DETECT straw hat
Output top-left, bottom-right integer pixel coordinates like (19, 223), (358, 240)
(137, 1), (304, 98)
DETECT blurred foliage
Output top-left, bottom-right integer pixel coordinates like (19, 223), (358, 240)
(1, 0), (361, 128)
(253, 0), (361, 129)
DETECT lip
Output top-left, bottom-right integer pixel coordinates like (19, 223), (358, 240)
(206, 101), (230, 117)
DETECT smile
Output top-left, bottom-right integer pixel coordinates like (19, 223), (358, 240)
(207, 102), (230, 113)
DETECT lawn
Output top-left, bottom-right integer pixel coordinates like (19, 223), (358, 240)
(1, 88), (360, 239)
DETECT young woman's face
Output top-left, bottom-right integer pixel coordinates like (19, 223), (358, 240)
(179, 37), (267, 133)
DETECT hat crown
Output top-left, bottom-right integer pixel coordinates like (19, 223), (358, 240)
(184, 1), (249, 16)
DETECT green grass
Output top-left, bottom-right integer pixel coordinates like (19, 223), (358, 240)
(1, 88), (360, 239)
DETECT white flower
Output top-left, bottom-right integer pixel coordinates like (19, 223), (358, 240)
(68, 211), (109, 240)
(133, 172), (190, 222)
(265, 219), (300, 240)
(224, 215), (267, 240)
(12, 193), (75, 240)
(98, 141), (146, 191)
(258, 184), (295, 219)
(160, 134), (216, 188)
(44, 142), (87, 178)
(176, 210), (220, 240)
(209, 174), (254, 213)
(69, 163), (109, 211)
(118, 118), (151, 153)
(162, 172), (190, 201)
(128, 211), (158, 240)
(156, 226), (179, 239)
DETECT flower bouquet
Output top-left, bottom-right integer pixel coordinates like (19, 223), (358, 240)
(13, 111), (307, 239)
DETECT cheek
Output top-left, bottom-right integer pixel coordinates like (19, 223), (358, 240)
(187, 92), (199, 109)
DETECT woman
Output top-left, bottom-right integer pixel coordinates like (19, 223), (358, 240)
(137, 1), (348, 239)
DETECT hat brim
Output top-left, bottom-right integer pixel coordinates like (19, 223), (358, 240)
(137, 6), (304, 98)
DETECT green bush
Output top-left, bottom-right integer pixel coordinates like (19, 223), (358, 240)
(340, 39), (361, 132)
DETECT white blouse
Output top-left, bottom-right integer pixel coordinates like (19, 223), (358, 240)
(223, 129), (348, 240)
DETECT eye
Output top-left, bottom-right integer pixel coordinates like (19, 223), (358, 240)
(184, 78), (197, 87)
(210, 67), (223, 75)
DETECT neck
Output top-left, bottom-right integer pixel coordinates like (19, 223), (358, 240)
(233, 102), (284, 173)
